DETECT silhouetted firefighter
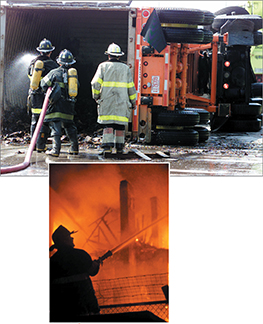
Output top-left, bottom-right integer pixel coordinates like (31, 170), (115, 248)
(49, 225), (101, 321)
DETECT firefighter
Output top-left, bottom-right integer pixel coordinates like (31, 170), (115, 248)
(27, 38), (58, 150)
(50, 225), (101, 320)
(37, 49), (79, 157)
(91, 43), (137, 154)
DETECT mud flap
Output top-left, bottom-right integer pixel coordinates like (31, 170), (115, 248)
(218, 103), (231, 117)
(210, 115), (230, 132)
(211, 103), (231, 131)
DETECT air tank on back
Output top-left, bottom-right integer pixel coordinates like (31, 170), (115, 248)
(30, 60), (44, 90)
(68, 68), (78, 98)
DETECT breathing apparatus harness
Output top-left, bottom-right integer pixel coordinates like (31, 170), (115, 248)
(59, 65), (78, 103)
(56, 49), (78, 102)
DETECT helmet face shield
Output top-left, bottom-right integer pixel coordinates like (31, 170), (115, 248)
(105, 43), (124, 56)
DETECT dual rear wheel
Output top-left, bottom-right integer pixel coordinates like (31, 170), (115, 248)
(156, 8), (214, 44)
(154, 108), (210, 146)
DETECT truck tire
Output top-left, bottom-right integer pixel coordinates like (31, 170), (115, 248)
(162, 27), (204, 44)
(212, 15), (263, 32)
(157, 110), (200, 127)
(250, 98), (263, 106)
(197, 30), (213, 44)
(202, 11), (215, 25)
(193, 126), (210, 142)
(223, 118), (262, 132)
(156, 8), (205, 25)
(184, 108), (210, 124)
(251, 83), (263, 97)
(254, 31), (263, 45)
(214, 6), (249, 16)
(156, 129), (199, 146)
(231, 103), (262, 116)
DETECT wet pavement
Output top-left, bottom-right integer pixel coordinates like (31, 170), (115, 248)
(169, 132), (263, 176)
(1, 130), (262, 176)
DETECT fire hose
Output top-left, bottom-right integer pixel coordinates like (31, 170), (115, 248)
(1, 87), (52, 174)
(97, 214), (167, 263)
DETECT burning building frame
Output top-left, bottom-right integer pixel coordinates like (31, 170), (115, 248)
(49, 162), (169, 321)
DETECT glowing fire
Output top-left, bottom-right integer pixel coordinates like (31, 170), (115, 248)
(49, 163), (169, 277)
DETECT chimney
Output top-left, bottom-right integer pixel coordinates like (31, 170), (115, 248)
(150, 196), (159, 244)
(119, 180), (135, 263)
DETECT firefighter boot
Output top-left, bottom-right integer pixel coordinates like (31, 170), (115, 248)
(102, 127), (114, 153)
(46, 135), (61, 157)
(36, 128), (49, 153)
(68, 135), (79, 155)
(64, 123), (79, 155)
(114, 129), (125, 154)
(68, 141), (79, 155)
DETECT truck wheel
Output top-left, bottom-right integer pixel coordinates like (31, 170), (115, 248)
(156, 129), (199, 146)
(251, 83), (263, 97)
(157, 8), (205, 25)
(214, 6), (249, 16)
(162, 27), (204, 44)
(184, 108), (210, 124)
(223, 118), (262, 132)
(157, 110), (200, 127)
(193, 126), (210, 143)
(254, 31), (263, 45)
(196, 30), (213, 44)
(212, 15), (263, 32)
(231, 103), (262, 116)
(250, 98), (263, 106)
(202, 11), (215, 25)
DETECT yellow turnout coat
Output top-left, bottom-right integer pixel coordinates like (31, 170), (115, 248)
(91, 59), (137, 125)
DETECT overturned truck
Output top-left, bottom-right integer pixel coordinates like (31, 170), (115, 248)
(186, 6), (263, 133)
(1, 2), (262, 146)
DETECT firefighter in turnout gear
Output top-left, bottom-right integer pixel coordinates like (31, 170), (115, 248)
(37, 49), (79, 157)
(50, 225), (100, 320)
(27, 38), (58, 149)
(91, 43), (137, 153)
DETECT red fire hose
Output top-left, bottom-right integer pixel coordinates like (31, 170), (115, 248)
(1, 87), (52, 175)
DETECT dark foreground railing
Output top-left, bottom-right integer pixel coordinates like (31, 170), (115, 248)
(93, 273), (169, 321)
(100, 300), (168, 322)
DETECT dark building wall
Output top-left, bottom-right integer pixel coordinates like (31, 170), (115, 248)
(3, 6), (129, 133)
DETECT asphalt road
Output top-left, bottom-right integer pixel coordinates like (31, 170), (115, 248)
(1, 130), (262, 176)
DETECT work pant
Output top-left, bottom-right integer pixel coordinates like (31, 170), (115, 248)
(102, 124), (125, 152)
(32, 114), (50, 151)
(45, 120), (79, 155)
(29, 89), (44, 137)
(30, 114), (39, 138)
(31, 114), (50, 138)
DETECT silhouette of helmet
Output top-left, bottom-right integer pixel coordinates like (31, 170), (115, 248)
(57, 49), (76, 66)
(105, 43), (124, 56)
(52, 225), (77, 246)
(36, 38), (55, 52)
